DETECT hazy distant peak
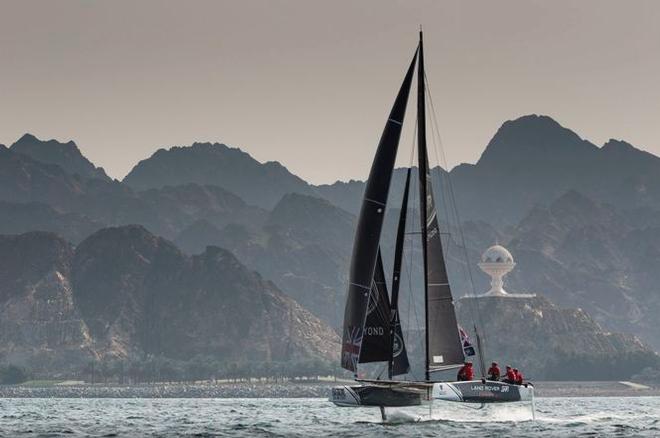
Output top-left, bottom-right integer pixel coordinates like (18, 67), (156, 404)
(600, 138), (657, 158)
(16, 133), (38, 143)
(189, 141), (250, 158)
(124, 141), (316, 209)
(477, 114), (598, 167)
(505, 113), (563, 128)
(495, 114), (588, 146)
(15, 133), (79, 152)
(11, 133), (110, 181)
(263, 160), (286, 170)
(602, 139), (636, 151)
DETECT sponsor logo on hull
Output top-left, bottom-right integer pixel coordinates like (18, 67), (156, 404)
(433, 381), (532, 403)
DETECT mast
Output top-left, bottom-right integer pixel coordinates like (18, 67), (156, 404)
(340, 50), (418, 374)
(417, 30), (431, 382)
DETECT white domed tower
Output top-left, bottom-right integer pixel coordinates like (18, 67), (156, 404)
(478, 244), (515, 296)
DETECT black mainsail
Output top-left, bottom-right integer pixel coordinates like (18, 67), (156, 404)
(341, 51), (418, 372)
(416, 31), (465, 379)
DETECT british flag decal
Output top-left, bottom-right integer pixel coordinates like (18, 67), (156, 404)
(341, 326), (363, 371)
(459, 325), (476, 357)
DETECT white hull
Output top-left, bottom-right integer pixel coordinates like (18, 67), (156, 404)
(432, 380), (534, 403)
(330, 380), (533, 408)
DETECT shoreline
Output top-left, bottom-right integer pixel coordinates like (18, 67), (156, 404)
(1, 380), (658, 399)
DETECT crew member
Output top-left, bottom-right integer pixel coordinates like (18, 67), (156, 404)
(503, 365), (516, 384)
(513, 368), (524, 385)
(487, 362), (501, 381)
(457, 362), (474, 381)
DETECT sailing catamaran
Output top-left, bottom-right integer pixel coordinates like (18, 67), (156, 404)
(329, 31), (533, 418)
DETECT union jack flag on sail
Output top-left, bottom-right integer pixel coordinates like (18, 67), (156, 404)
(458, 325), (476, 357)
(341, 326), (363, 371)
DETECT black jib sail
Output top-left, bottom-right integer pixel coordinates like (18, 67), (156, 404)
(341, 50), (418, 372)
(389, 168), (412, 377)
(359, 249), (392, 363)
(416, 32), (465, 378)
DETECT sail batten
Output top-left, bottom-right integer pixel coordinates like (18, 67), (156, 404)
(340, 50), (418, 373)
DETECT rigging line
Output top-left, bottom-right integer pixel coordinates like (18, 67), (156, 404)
(424, 71), (489, 367)
(408, 118), (418, 168)
(424, 76), (479, 296)
(425, 80), (486, 346)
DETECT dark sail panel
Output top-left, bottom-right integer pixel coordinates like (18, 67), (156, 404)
(391, 314), (410, 376)
(389, 168), (412, 377)
(359, 250), (392, 363)
(391, 168), (411, 312)
(341, 50), (418, 372)
(417, 32), (464, 377)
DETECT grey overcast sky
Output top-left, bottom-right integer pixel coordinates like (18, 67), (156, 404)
(1, 0), (659, 184)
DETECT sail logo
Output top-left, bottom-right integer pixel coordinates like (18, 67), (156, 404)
(341, 326), (363, 371)
(366, 281), (380, 315)
(392, 333), (404, 357)
(458, 326), (476, 357)
(470, 384), (509, 393)
(364, 326), (384, 336)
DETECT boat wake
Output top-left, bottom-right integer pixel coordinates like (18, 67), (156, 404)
(381, 402), (536, 424)
(383, 410), (423, 424)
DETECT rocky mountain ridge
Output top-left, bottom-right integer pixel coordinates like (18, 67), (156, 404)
(2, 114), (660, 375)
(11, 133), (110, 182)
(0, 227), (339, 374)
(123, 142), (317, 209)
(455, 295), (655, 380)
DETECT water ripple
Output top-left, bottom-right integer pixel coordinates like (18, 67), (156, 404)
(0, 397), (658, 437)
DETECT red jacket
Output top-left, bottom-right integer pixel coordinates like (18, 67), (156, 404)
(488, 365), (501, 380)
(505, 368), (516, 382)
(457, 365), (474, 381)
(514, 371), (524, 385)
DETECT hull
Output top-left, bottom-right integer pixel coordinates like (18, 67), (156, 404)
(330, 384), (425, 407)
(433, 380), (533, 403)
(330, 380), (533, 407)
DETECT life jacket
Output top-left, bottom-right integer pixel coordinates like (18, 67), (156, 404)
(515, 371), (524, 385)
(488, 365), (500, 379)
(506, 369), (516, 382)
(464, 366), (474, 381)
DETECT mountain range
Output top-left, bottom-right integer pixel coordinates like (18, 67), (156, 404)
(0, 226), (338, 373)
(1, 114), (660, 378)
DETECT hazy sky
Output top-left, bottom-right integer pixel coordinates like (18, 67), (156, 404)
(1, 1), (659, 184)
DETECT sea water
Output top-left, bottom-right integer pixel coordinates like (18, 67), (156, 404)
(0, 397), (658, 436)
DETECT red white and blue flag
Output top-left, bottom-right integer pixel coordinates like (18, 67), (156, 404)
(459, 326), (476, 357)
(341, 326), (363, 371)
